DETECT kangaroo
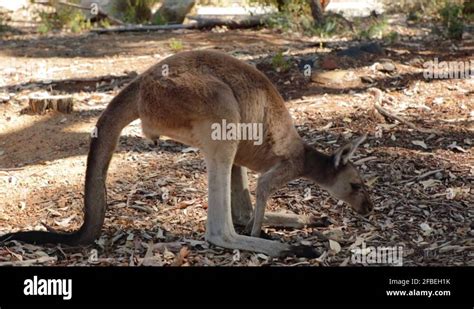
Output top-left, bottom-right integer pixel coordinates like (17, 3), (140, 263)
(0, 50), (373, 258)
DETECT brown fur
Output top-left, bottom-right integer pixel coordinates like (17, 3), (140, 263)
(0, 50), (372, 257)
(138, 50), (303, 173)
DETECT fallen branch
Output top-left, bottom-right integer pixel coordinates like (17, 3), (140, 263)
(93, 23), (191, 33)
(0, 256), (57, 266)
(129, 205), (154, 214)
(92, 15), (267, 33)
(374, 103), (438, 134)
(400, 169), (443, 184)
(187, 15), (267, 28)
(0, 167), (24, 171)
(369, 88), (439, 134)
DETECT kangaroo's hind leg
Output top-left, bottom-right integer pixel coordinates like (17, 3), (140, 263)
(231, 165), (253, 226)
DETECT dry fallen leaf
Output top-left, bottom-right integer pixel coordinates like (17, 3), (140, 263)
(412, 140), (428, 149)
(447, 142), (467, 153)
(420, 179), (440, 189)
(182, 147), (199, 153)
(173, 246), (190, 266)
(366, 176), (379, 188)
(177, 199), (196, 209)
(329, 239), (341, 254)
(54, 214), (76, 228)
(420, 223), (433, 236)
(324, 228), (344, 241)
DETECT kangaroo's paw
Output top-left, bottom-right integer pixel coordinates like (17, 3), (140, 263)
(206, 232), (290, 258)
(281, 245), (323, 259)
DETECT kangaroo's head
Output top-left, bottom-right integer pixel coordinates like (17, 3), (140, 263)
(304, 134), (373, 216)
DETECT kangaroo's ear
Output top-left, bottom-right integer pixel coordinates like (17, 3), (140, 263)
(333, 134), (367, 168)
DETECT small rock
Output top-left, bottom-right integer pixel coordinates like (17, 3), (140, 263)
(462, 31), (473, 40)
(407, 57), (423, 67)
(361, 76), (374, 84)
(311, 70), (358, 85)
(0, 93), (10, 103)
(320, 55), (338, 70)
(376, 62), (396, 73)
(434, 172), (443, 180)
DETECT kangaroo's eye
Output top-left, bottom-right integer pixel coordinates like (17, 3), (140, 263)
(351, 183), (362, 190)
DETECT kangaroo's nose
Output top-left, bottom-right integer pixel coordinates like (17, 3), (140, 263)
(360, 201), (374, 217)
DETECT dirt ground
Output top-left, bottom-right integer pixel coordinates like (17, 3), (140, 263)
(0, 17), (473, 266)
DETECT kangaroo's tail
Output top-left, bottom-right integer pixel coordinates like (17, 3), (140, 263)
(0, 79), (141, 245)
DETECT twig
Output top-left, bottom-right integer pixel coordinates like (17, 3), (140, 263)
(0, 256), (57, 266)
(374, 103), (438, 134)
(57, 0), (90, 10)
(368, 88), (439, 134)
(289, 261), (311, 266)
(129, 205), (154, 214)
(400, 169), (443, 184)
(0, 167), (24, 171)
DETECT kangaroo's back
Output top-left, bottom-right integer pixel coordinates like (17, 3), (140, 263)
(138, 50), (302, 172)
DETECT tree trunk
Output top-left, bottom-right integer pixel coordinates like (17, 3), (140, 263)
(276, 0), (285, 12)
(308, 0), (325, 26)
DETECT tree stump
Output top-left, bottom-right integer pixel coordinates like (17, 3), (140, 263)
(28, 95), (74, 114)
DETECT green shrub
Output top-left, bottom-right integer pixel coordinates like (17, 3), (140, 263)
(439, 3), (464, 39)
(99, 19), (111, 29)
(264, 0), (349, 37)
(464, 1), (474, 21)
(313, 17), (337, 38)
(407, 11), (422, 22)
(36, 3), (91, 34)
(169, 38), (184, 52)
(357, 18), (388, 40)
(271, 51), (291, 72)
(383, 31), (400, 44)
(113, 0), (160, 24)
(265, 0), (313, 33)
(0, 13), (5, 33)
(152, 13), (168, 25)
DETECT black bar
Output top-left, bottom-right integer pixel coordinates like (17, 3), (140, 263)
(0, 267), (472, 306)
